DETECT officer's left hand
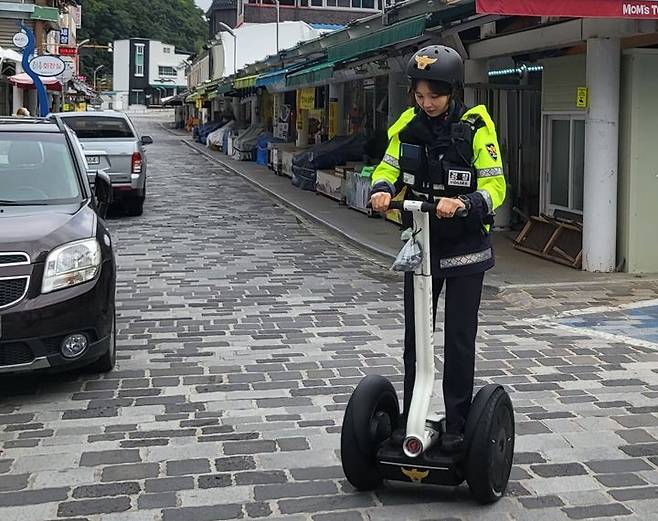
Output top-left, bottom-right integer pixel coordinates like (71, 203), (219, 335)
(437, 197), (466, 219)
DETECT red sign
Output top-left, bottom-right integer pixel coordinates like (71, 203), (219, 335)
(477, 0), (658, 18)
(59, 46), (77, 56)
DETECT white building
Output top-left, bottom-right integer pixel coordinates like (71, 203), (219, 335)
(112, 39), (189, 110)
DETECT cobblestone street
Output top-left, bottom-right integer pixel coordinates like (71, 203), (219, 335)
(1, 113), (658, 521)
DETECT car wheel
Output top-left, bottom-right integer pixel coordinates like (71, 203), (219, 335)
(125, 197), (144, 217)
(89, 314), (116, 373)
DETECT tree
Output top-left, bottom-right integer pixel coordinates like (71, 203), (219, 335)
(77, 0), (207, 84)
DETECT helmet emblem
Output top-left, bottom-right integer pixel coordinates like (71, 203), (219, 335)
(415, 55), (438, 70)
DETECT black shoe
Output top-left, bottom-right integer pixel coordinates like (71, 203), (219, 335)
(440, 432), (464, 454)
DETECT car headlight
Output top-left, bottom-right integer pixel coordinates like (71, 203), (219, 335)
(42, 239), (101, 294)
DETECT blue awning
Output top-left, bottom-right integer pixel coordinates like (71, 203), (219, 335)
(255, 68), (288, 87)
(309, 23), (345, 32)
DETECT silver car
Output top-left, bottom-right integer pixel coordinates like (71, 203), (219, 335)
(53, 111), (152, 216)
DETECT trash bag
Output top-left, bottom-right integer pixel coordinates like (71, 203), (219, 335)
(391, 236), (423, 272)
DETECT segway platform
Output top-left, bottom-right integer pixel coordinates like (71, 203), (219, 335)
(377, 436), (464, 487)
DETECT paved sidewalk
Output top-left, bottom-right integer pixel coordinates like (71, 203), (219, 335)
(177, 131), (658, 290)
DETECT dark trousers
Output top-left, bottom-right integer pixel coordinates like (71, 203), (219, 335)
(403, 271), (484, 434)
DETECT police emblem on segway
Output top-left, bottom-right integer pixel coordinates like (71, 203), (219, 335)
(401, 468), (429, 483)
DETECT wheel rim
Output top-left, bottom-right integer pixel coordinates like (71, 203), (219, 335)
(489, 402), (514, 494)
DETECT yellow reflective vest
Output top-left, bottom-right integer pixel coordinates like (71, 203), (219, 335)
(372, 105), (506, 216)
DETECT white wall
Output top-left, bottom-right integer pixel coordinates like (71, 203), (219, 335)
(113, 40), (131, 92)
(148, 40), (189, 89)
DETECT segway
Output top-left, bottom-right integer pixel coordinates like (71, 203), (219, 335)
(340, 199), (515, 504)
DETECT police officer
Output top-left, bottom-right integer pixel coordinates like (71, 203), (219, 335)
(369, 45), (506, 453)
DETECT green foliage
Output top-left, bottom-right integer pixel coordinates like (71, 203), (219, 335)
(77, 0), (207, 84)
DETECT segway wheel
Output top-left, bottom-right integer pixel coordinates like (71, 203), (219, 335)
(341, 375), (399, 491)
(465, 387), (515, 504)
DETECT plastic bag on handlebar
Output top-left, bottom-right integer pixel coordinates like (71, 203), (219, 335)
(391, 236), (423, 272)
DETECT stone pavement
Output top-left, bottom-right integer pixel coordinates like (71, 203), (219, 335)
(0, 112), (657, 521)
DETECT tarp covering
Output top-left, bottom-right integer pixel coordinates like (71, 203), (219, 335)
(477, 0), (658, 18)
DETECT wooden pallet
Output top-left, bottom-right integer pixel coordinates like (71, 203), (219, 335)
(513, 214), (583, 269)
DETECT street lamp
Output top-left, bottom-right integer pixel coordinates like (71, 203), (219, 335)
(93, 64), (104, 91)
(275, 0), (280, 54)
(218, 22), (236, 76)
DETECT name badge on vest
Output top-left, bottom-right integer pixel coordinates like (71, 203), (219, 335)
(447, 169), (472, 188)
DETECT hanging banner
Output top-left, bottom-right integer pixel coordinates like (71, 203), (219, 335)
(476, 0), (658, 18)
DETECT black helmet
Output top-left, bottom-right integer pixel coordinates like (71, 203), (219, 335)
(406, 45), (464, 89)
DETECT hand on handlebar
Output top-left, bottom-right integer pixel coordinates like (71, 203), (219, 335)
(437, 197), (466, 219)
(370, 192), (392, 213)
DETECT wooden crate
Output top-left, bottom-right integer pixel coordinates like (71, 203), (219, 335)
(514, 214), (583, 269)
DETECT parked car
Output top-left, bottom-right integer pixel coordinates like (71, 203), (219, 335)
(0, 117), (116, 374)
(52, 111), (152, 216)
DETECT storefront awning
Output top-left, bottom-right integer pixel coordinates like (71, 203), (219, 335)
(9, 72), (62, 91)
(327, 16), (427, 63)
(286, 61), (335, 88)
(256, 68), (288, 88)
(185, 92), (200, 103)
(216, 82), (234, 95)
(234, 75), (257, 90)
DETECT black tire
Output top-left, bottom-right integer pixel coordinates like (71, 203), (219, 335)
(341, 375), (399, 491)
(125, 197), (144, 217)
(89, 314), (116, 373)
(465, 387), (515, 504)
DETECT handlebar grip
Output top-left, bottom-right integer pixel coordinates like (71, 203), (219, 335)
(389, 200), (404, 211)
(455, 207), (469, 218)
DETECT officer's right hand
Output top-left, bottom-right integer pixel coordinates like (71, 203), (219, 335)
(370, 192), (392, 213)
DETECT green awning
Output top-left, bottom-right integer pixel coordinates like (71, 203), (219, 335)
(185, 92), (199, 102)
(234, 75), (257, 89)
(216, 82), (234, 94)
(327, 16), (427, 63)
(286, 61), (335, 88)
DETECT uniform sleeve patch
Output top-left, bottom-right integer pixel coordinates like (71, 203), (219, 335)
(486, 144), (498, 161)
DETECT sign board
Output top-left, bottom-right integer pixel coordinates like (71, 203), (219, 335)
(298, 88), (315, 110)
(60, 28), (69, 45)
(73, 5), (82, 28)
(29, 55), (66, 77)
(59, 46), (77, 57)
(13, 32), (28, 49)
(477, 0), (658, 18)
(577, 87), (588, 108)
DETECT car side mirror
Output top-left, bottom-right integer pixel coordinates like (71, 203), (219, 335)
(94, 170), (113, 218)
(141, 135), (153, 146)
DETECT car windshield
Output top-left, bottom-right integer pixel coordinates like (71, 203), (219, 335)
(62, 116), (135, 139)
(0, 133), (82, 205)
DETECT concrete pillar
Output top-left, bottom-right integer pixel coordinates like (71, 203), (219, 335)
(296, 110), (308, 147)
(250, 97), (258, 125)
(387, 71), (408, 125)
(583, 38), (620, 272)
(464, 59), (488, 107)
(329, 83), (346, 137)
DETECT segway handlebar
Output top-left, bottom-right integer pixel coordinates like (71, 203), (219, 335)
(389, 200), (468, 218)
